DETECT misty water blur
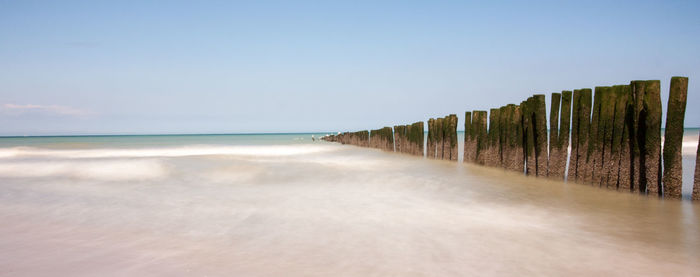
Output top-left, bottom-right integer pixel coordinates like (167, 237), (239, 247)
(0, 133), (698, 276)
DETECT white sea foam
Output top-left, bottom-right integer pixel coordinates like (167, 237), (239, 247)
(0, 159), (166, 180)
(0, 144), (334, 159)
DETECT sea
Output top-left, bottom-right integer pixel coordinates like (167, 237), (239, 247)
(0, 131), (698, 276)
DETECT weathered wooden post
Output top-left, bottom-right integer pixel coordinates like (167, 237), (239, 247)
(532, 94), (548, 177)
(511, 105), (524, 172)
(394, 125), (404, 153)
(436, 117), (445, 159)
(630, 81), (645, 192)
(662, 77), (688, 198)
(568, 90), (581, 180)
(408, 121), (424, 156)
(473, 111), (488, 165)
(447, 114), (459, 161)
(618, 85), (634, 191)
(487, 108), (501, 167)
(549, 91), (571, 179)
(360, 130), (369, 147)
(592, 87), (612, 187)
(499, 105), (509, 169)
(694, 134), (700, 200)
(427, 118), (436, 158)
(464, 112), (474, 163)
(523, 99), (536, 175)
(607, 85), (630, 190)
(549, 93), (562, 177)
(570, 89), (592, 182)
(642, 80), (663, 196)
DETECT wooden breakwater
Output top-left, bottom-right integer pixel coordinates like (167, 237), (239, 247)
(322, 77), (698, 200)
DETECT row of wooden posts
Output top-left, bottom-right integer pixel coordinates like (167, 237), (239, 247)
(322, 77), (699, 200)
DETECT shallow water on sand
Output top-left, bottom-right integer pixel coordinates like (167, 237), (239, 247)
(0, 134), (698, 276)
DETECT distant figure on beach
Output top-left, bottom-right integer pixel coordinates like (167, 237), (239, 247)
(311, 135), (315, 141)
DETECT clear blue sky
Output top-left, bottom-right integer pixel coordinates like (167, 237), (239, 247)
(1, 0), (699, 135)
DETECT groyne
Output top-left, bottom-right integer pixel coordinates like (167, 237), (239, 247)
(322, 77), (697, 200)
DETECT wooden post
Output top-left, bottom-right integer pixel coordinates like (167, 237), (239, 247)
(607, 85), (630, 190)
(464, 112), (474, 163)
(487, 108), (501, 167)
(447, 114), (459, 161)
(549, 93), (561, 177)
(630, 81), (645, 192)
(532, 94), (548, 177)
(512, 105), (525, 172)
(473, 111), (488, 165)
(694, 133), (700, 200)
(523, 99), (536, 175)
(618, 85), (633, 191)
(599, 87), (616, 188)
(643, 81), (663, 196)
(662, 77), (688, 198)
(436, 117), (445, 159)
(498, 106), (508, 168)
(549, 91), (571, 179)
(568, 90), (581, 180)
(427, 119), (436, 158)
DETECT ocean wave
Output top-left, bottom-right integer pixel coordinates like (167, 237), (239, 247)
(0, 159), (166, 180)
(0, 144), (335, 159)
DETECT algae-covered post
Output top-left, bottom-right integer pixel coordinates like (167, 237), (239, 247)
(511, 105), (524, 172)
(630, 81), (645, 192)
(549, 91), (571, 179)
(642, 81), (663, 196)
(568, 90), (582, 180)
(607, 85), (630, 190)
(427, 118), (436, 159)
(549, 93), (561, 177)
(573, 89), (592, 183)
(436, 117), (445, 159)
(498, 105), (509, 169)
(408, 121), (424, 156)
(359, 130), (370, 147)
(617, 85), (633, 191)
(522, 99), (536, 175)
(662, 77), (688, 198)
(464, 112), (475, 163)
(694, 134), (700, 201)
(473, 111), (488, 165)
(394, 125), (404, 153)
(599, 87), (617, 188)
(447, 114), (459, 161)
(532, 94), (548, 177)
(487, 108), (501, 167)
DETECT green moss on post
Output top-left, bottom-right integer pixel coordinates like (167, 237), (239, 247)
(473, 111), (488, 165)
(607, 85), (630, 190)
(549, 93), (561, 178)
(572, 89), (592, 183)
(532, 94), (548, 177)
(559, 91), (572, 179)
(643, 80), (662, 196)
(511, 105), (524, 172)
(662, 77), (688, 198)
(409, 121), (424, 156)
(600, 87), (617, 188)
(568, 90), (581, 180)
(498, 106), (508, 168)
(436, 117), (445, 159)
(693, 134), (700, 200)
(617, 85), (633, 191)
(447, 114), (459, 161)
(630, 81), (645, 192)
(393, 125), (404, 153)
(427, 119), (436, 158)
(464, 112), (474, 163)
(487, 108), (501, 167)
(523, 98), (536, 175)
